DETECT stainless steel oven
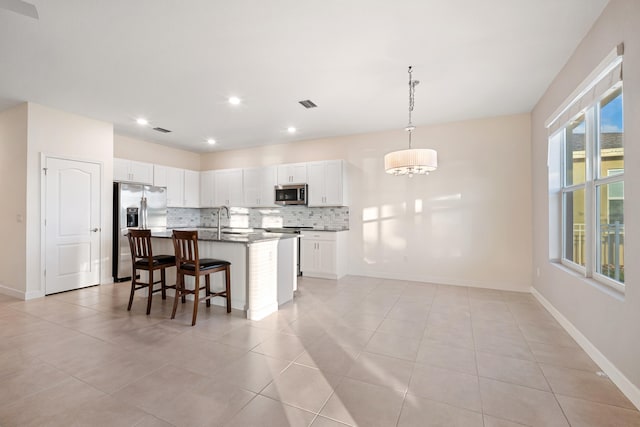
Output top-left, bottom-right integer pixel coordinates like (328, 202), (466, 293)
(274, 184), (307, 206)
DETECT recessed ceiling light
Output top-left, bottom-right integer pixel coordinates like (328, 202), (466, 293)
(287, 127), (296, 134)
(207, 138), (216, 145)
(228, 96), (241, 105)
(136, 118), (149, 126)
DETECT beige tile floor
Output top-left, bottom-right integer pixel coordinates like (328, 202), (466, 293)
(0, 276), (639, 426)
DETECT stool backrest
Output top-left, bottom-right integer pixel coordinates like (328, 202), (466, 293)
(172, 230), (199, 270)
(127, 229), (153, 262)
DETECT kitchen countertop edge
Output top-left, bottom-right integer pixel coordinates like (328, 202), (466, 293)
(151, 229), (300, 244)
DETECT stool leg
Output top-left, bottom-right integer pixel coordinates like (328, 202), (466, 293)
(225, 266), (231, 313)
(171, 272), (182, 320)
(161, 268), (167, 300)
(146, 270), (153, 315)
(127, 268), (136, 311)
(192, 275), (200, 326)
(205, 274), (211, 307)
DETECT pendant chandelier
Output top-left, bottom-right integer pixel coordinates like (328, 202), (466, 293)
(384, 66), (438, 176)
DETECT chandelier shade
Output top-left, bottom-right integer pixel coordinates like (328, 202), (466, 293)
(385, 66), (438, 176)
(384, 148), (437, 176)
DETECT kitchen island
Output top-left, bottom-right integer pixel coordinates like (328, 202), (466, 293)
(150, 228), (298, 320)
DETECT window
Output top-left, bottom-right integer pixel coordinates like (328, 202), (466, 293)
(547, 45), (625, 292)
(558, 81), (624, 290)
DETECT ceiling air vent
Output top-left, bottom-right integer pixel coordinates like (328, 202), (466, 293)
(299, 99), (317, 109)
(153, 127), (172, 133)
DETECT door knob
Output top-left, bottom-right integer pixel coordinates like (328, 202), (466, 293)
(91, 228), (100, 232)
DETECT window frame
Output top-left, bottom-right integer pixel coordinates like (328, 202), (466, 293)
(557, 82), (624, 293)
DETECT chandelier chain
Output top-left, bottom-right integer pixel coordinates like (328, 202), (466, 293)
(407, 66), (418, 148)
(408, 66), (415, 125)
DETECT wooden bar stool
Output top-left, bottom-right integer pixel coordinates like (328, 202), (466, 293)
(126, 229), (176, 314)
(171, 230), (231, 326)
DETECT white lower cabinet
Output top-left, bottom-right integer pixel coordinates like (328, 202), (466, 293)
(300, 231), (347, 279)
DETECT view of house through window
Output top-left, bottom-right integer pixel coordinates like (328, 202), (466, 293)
(560, 83), (624, 287)
(596, 87), (624, 283)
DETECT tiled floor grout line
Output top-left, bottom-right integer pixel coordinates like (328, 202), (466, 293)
(1, 279), (637, 426)
(467, 293), (487, 426)
(506, 297), (574, 427)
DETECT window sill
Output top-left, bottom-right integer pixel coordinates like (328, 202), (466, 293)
(551, 261), (625, 301)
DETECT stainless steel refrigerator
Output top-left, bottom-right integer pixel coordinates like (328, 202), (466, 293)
(112, 182), (167, 281)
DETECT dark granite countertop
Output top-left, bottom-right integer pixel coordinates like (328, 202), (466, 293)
(262, 227), (349, 233)
(152, 228), (299, 244)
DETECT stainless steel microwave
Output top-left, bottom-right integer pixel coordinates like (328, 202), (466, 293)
(275, 184), (307, 206)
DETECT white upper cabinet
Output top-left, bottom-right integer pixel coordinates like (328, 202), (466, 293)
(243, 166), (277, 207)
(113, 158), (130, 182)
(113, 158), (153, 184)
(165, 167), (185, 207)
(307, 160), (347, 207)
(199, 170), (216, 208)
(183, 169), (200, 208)
(144, 159), (347, 209)
(277, 163), (307, 184)
(154, 166), (201, 207)
(215, 169), (243, 206)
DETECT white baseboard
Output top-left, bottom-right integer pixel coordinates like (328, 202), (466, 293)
(0, 283), (26, 300)
(531, 287), (640, 410)
(247, 301), (278, 321)
(25, 290), (45, 300)
(347, 272), (530, 293)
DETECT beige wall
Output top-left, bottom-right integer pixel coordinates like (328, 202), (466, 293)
(204, 113), (533, 291)
(201, 138), (349, 170)
(0, 104), (28, 297)
(532, 0), (640, 393)
(114, 134), (200, 170)
(25, 103), (114, 298)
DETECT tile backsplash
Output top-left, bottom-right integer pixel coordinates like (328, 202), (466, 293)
(168, 206), (349, 229)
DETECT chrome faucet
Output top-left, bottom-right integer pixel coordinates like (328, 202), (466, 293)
(214, 206), (230, 238)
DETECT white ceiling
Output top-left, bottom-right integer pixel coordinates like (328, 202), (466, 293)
(0, 0), (609, 153)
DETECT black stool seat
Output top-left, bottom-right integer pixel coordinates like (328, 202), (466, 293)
(181, 258), (231, 271)
(135, 255), (176, 267)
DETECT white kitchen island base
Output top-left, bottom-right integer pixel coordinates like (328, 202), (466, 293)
(150, 232), (297, 321)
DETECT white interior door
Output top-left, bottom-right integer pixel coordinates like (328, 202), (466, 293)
(45, 157), (101, 294)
